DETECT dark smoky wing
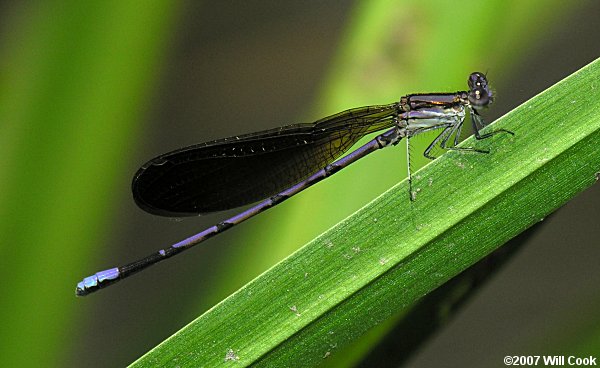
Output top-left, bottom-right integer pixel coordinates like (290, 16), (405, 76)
(132, 103), (398, 216)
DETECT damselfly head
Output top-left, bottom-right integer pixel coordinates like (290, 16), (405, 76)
(467, 72), (493, 109)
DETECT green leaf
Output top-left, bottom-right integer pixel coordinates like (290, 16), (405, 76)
(131, 57), (600, 367)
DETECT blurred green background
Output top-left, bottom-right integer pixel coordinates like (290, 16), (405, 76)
(1, 1), (599, 367)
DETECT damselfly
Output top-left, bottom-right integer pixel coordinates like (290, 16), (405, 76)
(76, 72), (513, 296)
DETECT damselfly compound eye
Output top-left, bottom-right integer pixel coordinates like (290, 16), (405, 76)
(468, 72), (493, 108)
